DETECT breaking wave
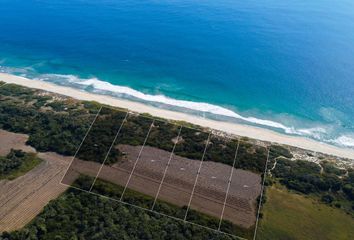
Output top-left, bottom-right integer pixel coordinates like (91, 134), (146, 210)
(34, 73), (327, 137)
(330, 135), (354, 148)
(1, 65), (353, 149)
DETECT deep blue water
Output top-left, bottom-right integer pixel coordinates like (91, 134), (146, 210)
(0, 0), (354, 147)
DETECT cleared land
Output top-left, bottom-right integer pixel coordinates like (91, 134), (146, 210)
(65, 143), (262, 228)
(0, 131), (71, 232)
(1, 99), (264, 234)
(2, 82), (353, 240)
(0, 129), (35, 155)
(61, 112), (265, 230)
(257, 185), (354, 240)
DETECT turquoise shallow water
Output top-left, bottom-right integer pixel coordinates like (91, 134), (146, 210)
(0, 0), (354, 148)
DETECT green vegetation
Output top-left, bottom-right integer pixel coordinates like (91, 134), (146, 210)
(75, 108), (127, 164)
(0, 84), (97, 156)
(146, 120), (181, 151)
(269, 145), (293, 159)
(109, 112), (154, 147)
(271, 158), (354, 214)
(342, 169), (354, 202)
(2, 83), (353, 239)
(87, 175), (252, 239)
(173, 127), (210, 161)
(261, 146), (354, 239)
(257, 185), (354, 240)
(0, 149), (42, 180)
(235, 141), (268, 173)
(321, 160), (346, 176)
(203, 135), (238, 168)
(1, 176), (239, 240)
(0, 84), (269, 174)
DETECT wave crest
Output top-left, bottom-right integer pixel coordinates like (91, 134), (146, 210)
(34, 73), (328, 137)
(331, 135), (354, 148)
(4, 66), (349, 148)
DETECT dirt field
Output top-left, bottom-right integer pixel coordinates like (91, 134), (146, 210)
(0, 130), (71, 232)
(64, 144), (262, 228)
(1, 127), (262, 230)
(119, 145), (261, 228)
(0, 129), (36, 155)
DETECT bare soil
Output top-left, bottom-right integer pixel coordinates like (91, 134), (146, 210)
(65, 144), (262, 228)
(0, 129), (261, 230)
(117, 145), (261, 228)
(0, 129), (35, 155)
(0, 131), (70, 232)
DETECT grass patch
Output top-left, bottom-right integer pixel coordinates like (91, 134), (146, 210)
(0, 150), (42, 180)
(257, 185), (354, 240)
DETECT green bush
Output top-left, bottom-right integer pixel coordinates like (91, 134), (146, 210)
(0, 149), (42, 180)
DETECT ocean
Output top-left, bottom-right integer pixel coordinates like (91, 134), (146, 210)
(0, 0), (353, 148)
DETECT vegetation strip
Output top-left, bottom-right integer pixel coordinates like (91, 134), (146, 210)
(0, 150), (42, 180)
(184, 133), (211, 221)
(218, 139), (240, 230)
(253, 148), (270, 240)
(89, 111), (129, 192)
(1, 82), (353, 239)
(151, 125), (183, 210)
(59, 106), (103, 184)
(120, 120), (155, 201)
(62, 176), (249, 239)
(0, 83), (269, 174)
(257, 185), (354, 239)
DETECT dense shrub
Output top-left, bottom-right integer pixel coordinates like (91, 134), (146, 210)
(0, 149), (41, 180)
(1, 176), (242, 240)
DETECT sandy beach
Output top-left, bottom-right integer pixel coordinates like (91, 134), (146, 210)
(1, 72), (353, 160)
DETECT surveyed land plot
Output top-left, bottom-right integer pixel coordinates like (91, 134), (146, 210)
(61, 107), (127, 189)
(89, 113), (154, 200)
(219, 141), (268, 233)
(60, 107), (269, 239)
(152, 127), (210, 219)
(121, 120), (182, 209)
(185, 135), (239, 230)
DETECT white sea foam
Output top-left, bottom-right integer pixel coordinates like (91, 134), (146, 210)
(4, 68), (351, 147)
(33, 73), (330, 138)
(330, 135), (354, 148)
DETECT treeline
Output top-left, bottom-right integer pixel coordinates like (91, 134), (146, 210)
(272, 158), (354, 211)
(0, 176), (243, 240)
(86, 175), (251, 237)
(76, 108), (127, 164)
(0, 84), (98, 156)
(0, 83), (279, 174)
(343, 170), (354, 202)
(0, 149), (42, 180)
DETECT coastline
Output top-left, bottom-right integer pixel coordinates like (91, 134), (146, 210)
(1, 72), (353, 160)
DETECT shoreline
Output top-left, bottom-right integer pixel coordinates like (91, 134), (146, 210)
(1, 72), (353, 160)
